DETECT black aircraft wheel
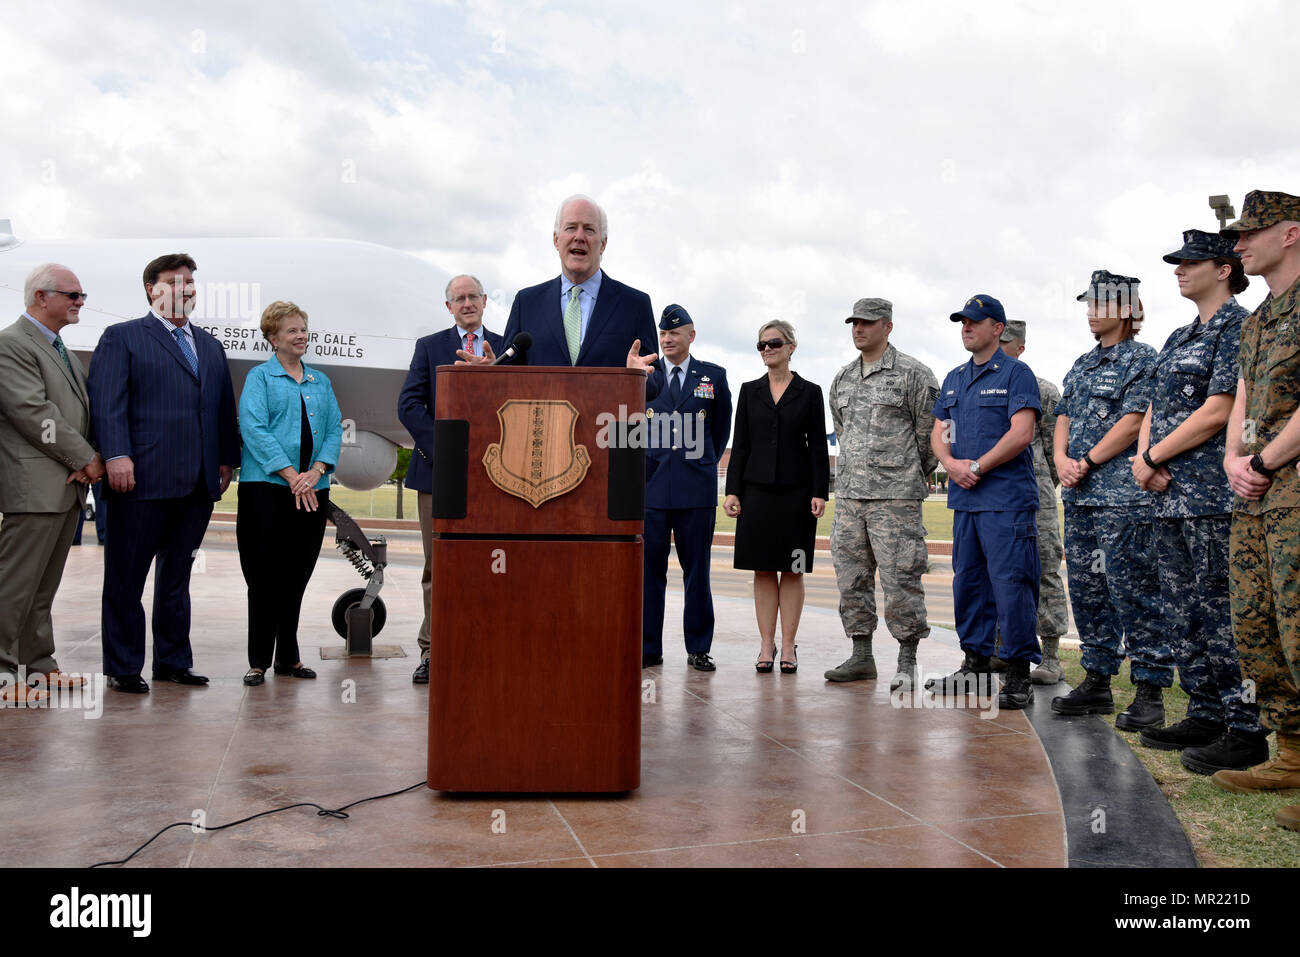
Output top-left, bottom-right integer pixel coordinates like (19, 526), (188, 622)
(331, 589), (387, 638)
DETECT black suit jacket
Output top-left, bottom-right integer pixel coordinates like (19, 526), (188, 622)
(398, 325), (506, 494)
(725, 372), (829, 497)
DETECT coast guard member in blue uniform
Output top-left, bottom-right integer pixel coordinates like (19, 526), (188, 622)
(928, 295), (1042, 709)
(642, 304), (732, 671)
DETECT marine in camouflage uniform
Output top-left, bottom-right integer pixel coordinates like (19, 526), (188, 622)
(826, 298), (938, 692)
(996, 320), (1068, 684)
(1051, 270), (1175, 730)
(1210, 191), (1300, 824)
(1133, 229), (1266, 774)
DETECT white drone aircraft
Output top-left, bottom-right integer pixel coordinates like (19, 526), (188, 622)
(0, 220), (507, 489)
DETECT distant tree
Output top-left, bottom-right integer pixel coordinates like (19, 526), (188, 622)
(392, 447), (411, 520)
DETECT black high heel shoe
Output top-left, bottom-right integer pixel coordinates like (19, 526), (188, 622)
(780, 645), (798, 674)
(756, 649), (775, 674)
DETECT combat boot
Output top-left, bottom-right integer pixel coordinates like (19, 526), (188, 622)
(924, 651), (994, 697)
(1115, 682), (1165, 732)
(1212, 732), (1300, 793)
(889, 640), (919, 692)
(1181, 729), (1271, 775)
(1276, 806), (1300, 832)
(1031, 635), (1064, 685)
(998, 658), (1034, 710)
(824, 636), (876, 682)
(1139, 716), (1225, 752)
(1051, 671), (1112, 716)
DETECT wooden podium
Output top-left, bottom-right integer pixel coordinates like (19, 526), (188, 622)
(426, 365), (645, 792)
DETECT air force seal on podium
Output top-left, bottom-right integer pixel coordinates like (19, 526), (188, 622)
(483, 399), (591, 508)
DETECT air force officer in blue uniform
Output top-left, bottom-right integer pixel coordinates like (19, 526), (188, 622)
(642, 305), (732, 671)
(89, 253), (240, 693)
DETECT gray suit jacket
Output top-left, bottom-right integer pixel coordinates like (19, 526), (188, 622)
(0, 317), (96, 513)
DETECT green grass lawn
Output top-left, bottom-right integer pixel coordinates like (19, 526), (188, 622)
(1057, 647), (1300, 868)
(215, 485), (1066, 541)
(214, 482), (422, 520)
(712, 497), (1063, 541)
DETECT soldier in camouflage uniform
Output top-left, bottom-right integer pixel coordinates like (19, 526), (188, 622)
(1132, 229), (1267, 774)
(1211, 191), (1300, 832)
(996, 320), (1068, 684)
(825, 298), (939, 692)
(1051, 271), (1175, 730)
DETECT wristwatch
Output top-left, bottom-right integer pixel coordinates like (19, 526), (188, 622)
(969, 459), (982, 478)
(1142, 449), (1159, 469)
(1083, 451), (1098, 468)
(1249, 453), (1276, 477)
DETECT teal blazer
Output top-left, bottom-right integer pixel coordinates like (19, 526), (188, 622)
(238, 355), (342, 490)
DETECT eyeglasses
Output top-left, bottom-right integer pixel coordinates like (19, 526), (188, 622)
(757, 339), (789, 351)
(46, 290), (88, 303)
(449, 294), (483, 305)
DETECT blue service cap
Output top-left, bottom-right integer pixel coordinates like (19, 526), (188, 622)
(660, 303), (693, 329)
(949, 294), (1006, 325)
(1162, 229), (1241, 264)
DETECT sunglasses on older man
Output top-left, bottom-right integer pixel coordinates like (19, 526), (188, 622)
(46, 290), (88, 302)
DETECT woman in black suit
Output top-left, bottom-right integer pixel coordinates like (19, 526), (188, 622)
(723, 320), (829, 674)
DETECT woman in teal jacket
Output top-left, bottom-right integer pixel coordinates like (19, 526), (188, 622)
(237, 301), (343, 686)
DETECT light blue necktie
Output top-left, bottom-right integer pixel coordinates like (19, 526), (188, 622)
(172, 327), (199, 377)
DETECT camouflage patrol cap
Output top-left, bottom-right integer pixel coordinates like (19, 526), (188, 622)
(999, 319), (1027, 342)
(1076, 269), (1140, 303)
(844, 297), (892, 323)
(659, 303), (694, 329)
(1220, 190), (1300, 237)
(1162, 228), (1241, 264)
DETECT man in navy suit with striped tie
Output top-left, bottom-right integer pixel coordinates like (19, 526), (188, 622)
(89, 253), (240, 694)
(398, 274), (505, 683)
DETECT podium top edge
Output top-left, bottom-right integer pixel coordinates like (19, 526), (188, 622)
(435, 365), (651, 376)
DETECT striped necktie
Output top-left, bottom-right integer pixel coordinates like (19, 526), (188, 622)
(172, 327), (199, 377)
(563, 285), (582, 364)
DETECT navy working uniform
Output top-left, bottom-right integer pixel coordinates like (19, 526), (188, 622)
(1147, 231), (1261, 740)
(933, 323), (1042, 665)
(1057, 283), (1173, 689)
(642, 305), (732, 662)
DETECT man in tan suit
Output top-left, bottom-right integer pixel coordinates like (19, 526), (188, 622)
(0, 263), (104, 704)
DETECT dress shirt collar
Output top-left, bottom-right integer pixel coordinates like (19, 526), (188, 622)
(152, 310), (194, 340)
(21, 312), (57, 345)
(560, 269), (603, 302)
(665, 355), (691, 380)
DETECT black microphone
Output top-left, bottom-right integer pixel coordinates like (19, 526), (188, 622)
(490, 331), (532, 365)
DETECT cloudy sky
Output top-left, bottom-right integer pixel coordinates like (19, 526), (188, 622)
(3, 0), (1297, 400)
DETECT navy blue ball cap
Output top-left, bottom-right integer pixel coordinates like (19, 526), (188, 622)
(1162, 229), (1240, 264)
(949, 294), (1006, 325)
(660, 303), (693, 329)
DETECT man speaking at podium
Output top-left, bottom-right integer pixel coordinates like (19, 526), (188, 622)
(458, 195), (657, 370)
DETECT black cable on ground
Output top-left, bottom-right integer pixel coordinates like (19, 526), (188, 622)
(90, 781), (427, 867)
